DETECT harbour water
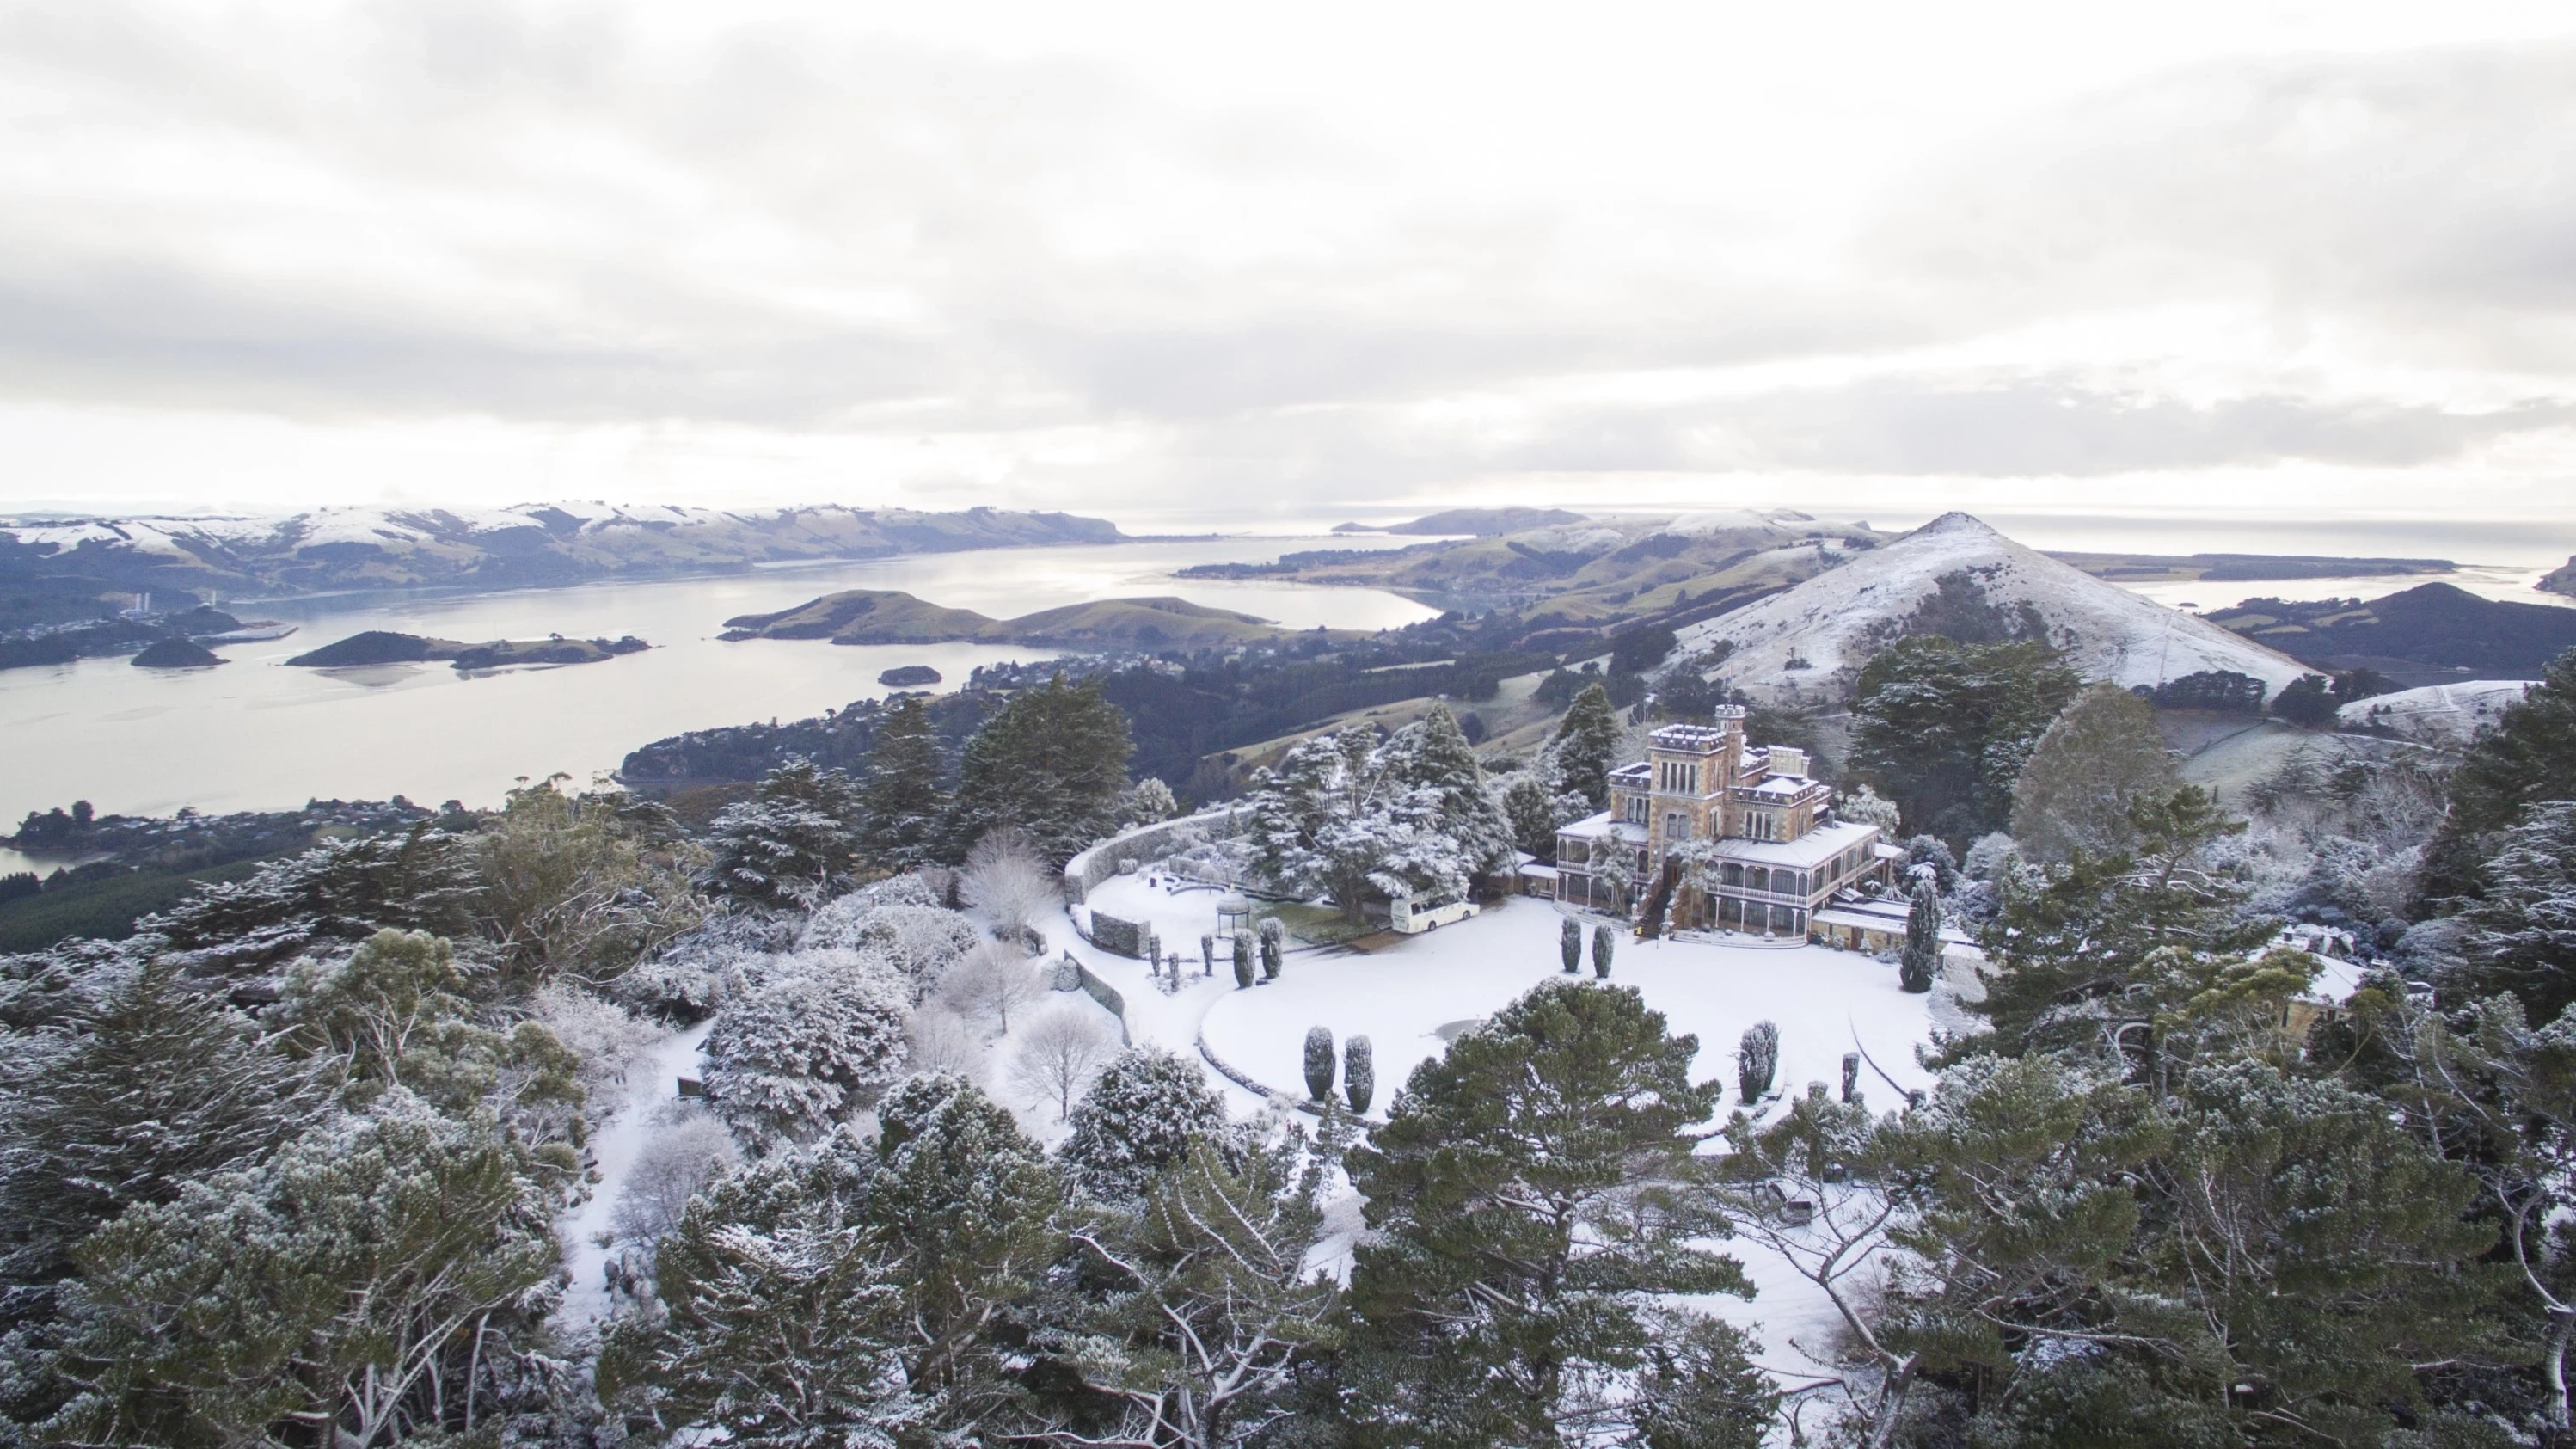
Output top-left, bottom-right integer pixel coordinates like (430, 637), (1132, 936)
(0, 537), (1438, 829)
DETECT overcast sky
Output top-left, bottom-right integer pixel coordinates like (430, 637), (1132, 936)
(3, 0), (2573, 532)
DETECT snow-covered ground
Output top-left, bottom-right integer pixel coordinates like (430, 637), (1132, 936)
(2340, 678), (2536, 745)
(1672, 513), (2313, 703)
(1193, 896), (1940, 1112)
(556, 1020), (712, 1329)
(1050, 875), (1947, 1395)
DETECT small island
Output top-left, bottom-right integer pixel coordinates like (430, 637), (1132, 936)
(287, 630), (649, 671)
(2544, 555), (2575, 599)
(130, 636), (225, 669)
(877, 665), (942, 687)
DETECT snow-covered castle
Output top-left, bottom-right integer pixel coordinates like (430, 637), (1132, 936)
(1553, 709), (1896, 937)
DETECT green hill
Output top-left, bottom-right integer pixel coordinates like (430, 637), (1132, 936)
(721, 591), (994, 644)
(722, 589), (1296, 650)
(997, 596), (1279, 648)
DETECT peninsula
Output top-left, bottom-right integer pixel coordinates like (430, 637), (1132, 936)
(721, 590), (1297, 651)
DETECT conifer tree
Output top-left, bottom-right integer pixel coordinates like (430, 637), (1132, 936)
(943, 676), (1132, 865)
(1050, 1129), (1340, 1448)
(702, 758), (868, 907)
(1344, 1035), (1375, 1114)
(1561, 913), (1583, 973)
(1303, 1026), (1336, 1102)
(2009, 683), (2180, 863)
(860, 696), (948, 867)
(1849, 635), (2081, 844)
(1551, 684), (1622, 811)
(0, 961), (325, 1305)
(1970, 786), (2279, 1071)
(1900, 879), (1941, 993)
(54, 1091), (569, 1449)
(1592, 922), (1615, 979)
(1231, 928), (1254, 988)
(1735, 1020), (1779, 1103)
(2422, 646), (2576, 902)
(1504, 773), (1564, 860)
(2448, 801), (2576, 1020)
(616, 1074), (1060, 1444)
(1061, 1047), (1226, 1202)
(1347, 979), (1743, 1445)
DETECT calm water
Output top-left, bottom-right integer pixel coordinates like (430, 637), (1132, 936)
(0, 537), (1436, 827)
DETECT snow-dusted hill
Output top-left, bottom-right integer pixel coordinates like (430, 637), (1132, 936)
(2339, 679), (2537, 745)
(0, 502), (1122, 599)
(1671, 512), (2312, 702)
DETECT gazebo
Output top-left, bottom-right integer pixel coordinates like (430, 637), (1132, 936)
(1215, 895), (1254, 940)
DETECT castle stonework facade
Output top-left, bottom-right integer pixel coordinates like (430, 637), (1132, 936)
(1554, 709), (1897, 938)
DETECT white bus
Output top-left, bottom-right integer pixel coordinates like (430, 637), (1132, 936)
(1389, 891), (1480, 934)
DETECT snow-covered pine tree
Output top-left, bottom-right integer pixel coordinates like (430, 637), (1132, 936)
(1303, 1026), (1336, 1102)
(861, 695), (949, 867)
(1043, 1125), (1340, 1449)
(0, 958), (326, 1303)
(54, 1090), (567, 1449)
(1592, 923), (1615, 979)
(1552, 683), (1622, 811)
(1061, 1047), (1226, 1201)
(1561, 913), (1582, 973)
(1503, 772), (1562, 861)
(2422, 646), (2576, 900)
(141, 828), (480, 976)
(1344, 1035), (1375, 1114)
(1346, 979), (1744, 1443)
(2451, 801), (2576, 1020)
(702, 953), (911, 1150)
(700, 758), (868, 908)
(1245, 714), (1507, 924)
(1901, 880), (1941, 994)
(1118, 777), (1180, 827)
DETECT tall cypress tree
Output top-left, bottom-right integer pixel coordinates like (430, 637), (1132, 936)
(1900, 879), (1941, 993)
(860, 697), (948, 867)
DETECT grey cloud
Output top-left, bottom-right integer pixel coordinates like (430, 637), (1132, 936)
(1874, 44), (2576, 367)
(1706, 380), (2576, 476)
(1073, 380), (2576, 510)
(0, 2), (1927, 427)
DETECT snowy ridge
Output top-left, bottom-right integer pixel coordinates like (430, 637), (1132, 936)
(0, 502), (1123, 595)
(2339, 679), (2538, 745)
(1672, 512), (2312, 701)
